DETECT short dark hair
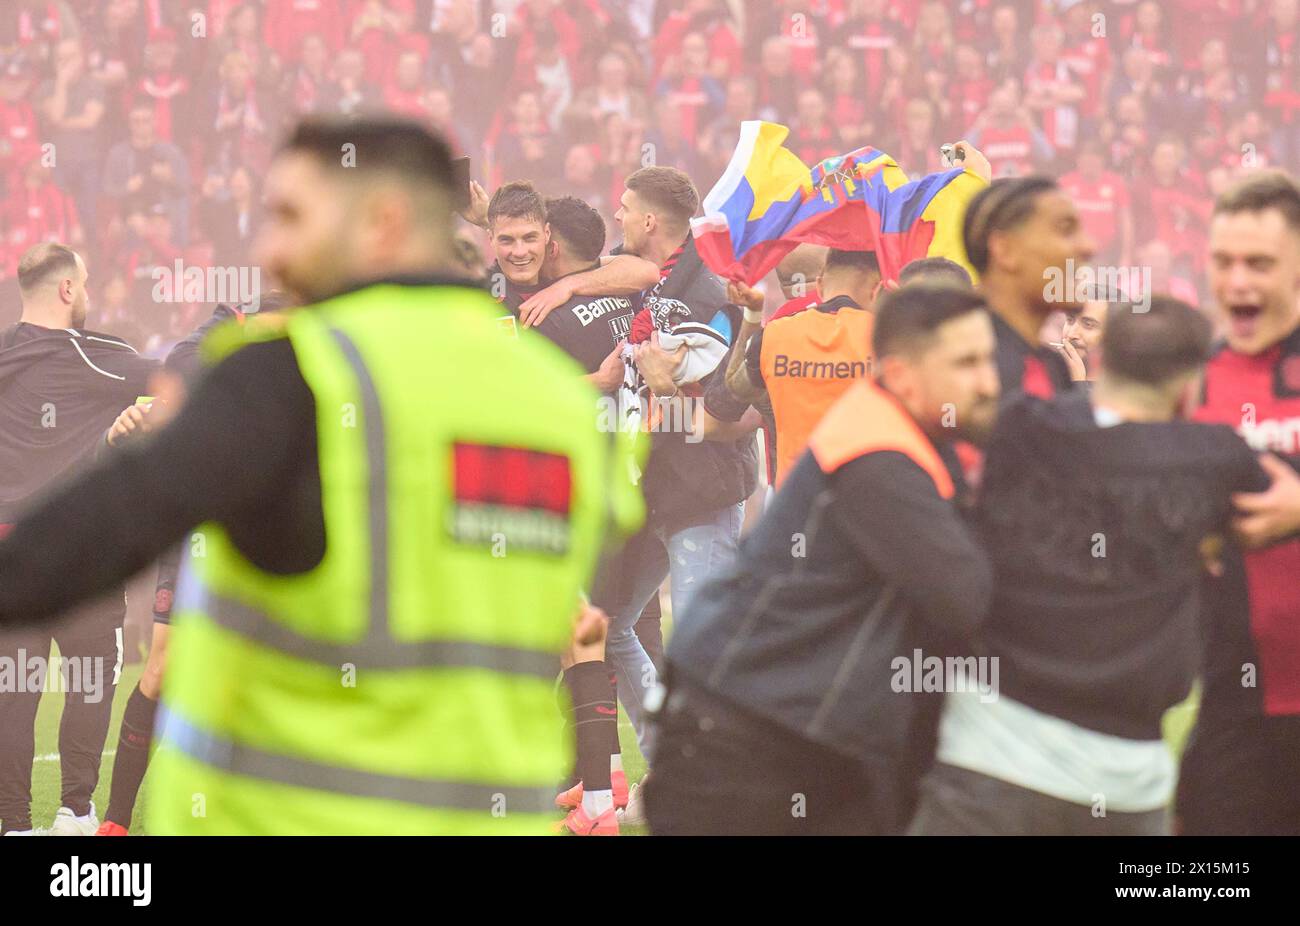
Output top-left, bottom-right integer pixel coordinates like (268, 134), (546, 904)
(962, 176), (1060, 274)
(823, 248), (880, 277)
(280, 116), (456, 195)
(1100, 295), (1213, 387)
(1213, 170), (1300, 235)
(872, 284), (989, 359)
(18, 242), (79, 293)
(898, 256), (973, 288)
(488, 180), (547, 228)
(624, 166), (699, 227)
(544, 196), (606, 263)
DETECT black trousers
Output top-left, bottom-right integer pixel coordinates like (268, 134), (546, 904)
(0, 595), (123, 831)
(1177, 713), (1300, 836)
(645, 673), (884, 835)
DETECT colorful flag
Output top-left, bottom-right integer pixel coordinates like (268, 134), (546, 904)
(691, 121), (988, 285)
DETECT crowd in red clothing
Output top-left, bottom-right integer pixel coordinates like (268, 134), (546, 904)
(0, 0), (1295, 347)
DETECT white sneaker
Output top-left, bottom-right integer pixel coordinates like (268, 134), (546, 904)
(50, 802), (99, 836)
(3, 829), (34, 836)
(616, 779), (647, 827)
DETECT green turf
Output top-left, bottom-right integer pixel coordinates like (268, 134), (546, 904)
(28, 644), (1197, 836)
(30, 661), (148, 834)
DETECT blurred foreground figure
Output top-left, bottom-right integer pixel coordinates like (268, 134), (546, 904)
(0, 118), (640, 834)
(912, 296), (1271, 836)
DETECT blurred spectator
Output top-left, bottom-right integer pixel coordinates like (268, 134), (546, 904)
(205, 49), (278, 175)
(328, 47), (377, 117)
(4, 156), (83, 269)
(349, 0), (427, 87)
(198, 162), (258, 267)
(894, 97), (945, 176)
(494, 89), (556, 189)
(1023, 22), (1082, 158)
(789, 88), (843, 166)
(654, 0), (742, 82)
(530, 22), (574, 132)
(838, 0), (903, 100)
(0, 55), (41, 198)
(135, 27), (189, 145)
(1259, 0), (1300, 167)
(755, 35), (801, 123)
(36, 37), (103, 241)
(1059, 139), (1133, 266)
(572, 51), (650, 125)
(656, 30), (724, 148)
(103, 98), (189, 245)
(966, 78), (1053, 177)
(1132, 135), (1212, 276)
(984, 3), (1027, 81)
(263, 0), (347, 65)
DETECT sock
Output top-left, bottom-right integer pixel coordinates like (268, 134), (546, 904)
(105, 684), (157, 828)
(611, 753), (624, 775)
(604, 665), (622, 756)
(563, 661), (614, 794)
(582, 788), (613, 817)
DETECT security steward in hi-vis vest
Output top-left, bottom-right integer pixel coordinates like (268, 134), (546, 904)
(0, 281), (642, 835)
(0, 119), (643, 835)
(157, 289), (640, 835)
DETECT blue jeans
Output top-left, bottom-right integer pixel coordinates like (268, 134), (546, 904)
(600, 503), (743, 765)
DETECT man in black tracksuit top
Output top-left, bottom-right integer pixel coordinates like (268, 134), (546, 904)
(0, 243), (222, 835)
(910, 297), (1269, 836)
(646, 285), (999, 836)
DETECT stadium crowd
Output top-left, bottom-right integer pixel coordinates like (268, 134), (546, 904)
(0, 0), (1296, 347)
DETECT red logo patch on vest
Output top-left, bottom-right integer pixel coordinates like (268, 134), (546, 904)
(448, 443), (572, 554)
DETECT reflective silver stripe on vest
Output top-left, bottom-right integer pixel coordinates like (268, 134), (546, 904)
(159, 705), (555, 816)
(329, 327), (392, 635)
(171, 326), (557, 680)
(196, 586), (557, 677)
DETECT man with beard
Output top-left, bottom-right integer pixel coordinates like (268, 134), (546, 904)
(1178, 170), (1300, 835)
(0, 242), (231, 835)
(646, 285), (999, 836)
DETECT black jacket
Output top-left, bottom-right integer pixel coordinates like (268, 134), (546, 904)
(975, 391), (1267, 739)
(668, 388), (991, 831)
(637, 239), (757, 532)
(0, 324), (157, 521)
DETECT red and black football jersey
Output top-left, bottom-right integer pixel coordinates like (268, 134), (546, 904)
(1195, 324), (1300, 717)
